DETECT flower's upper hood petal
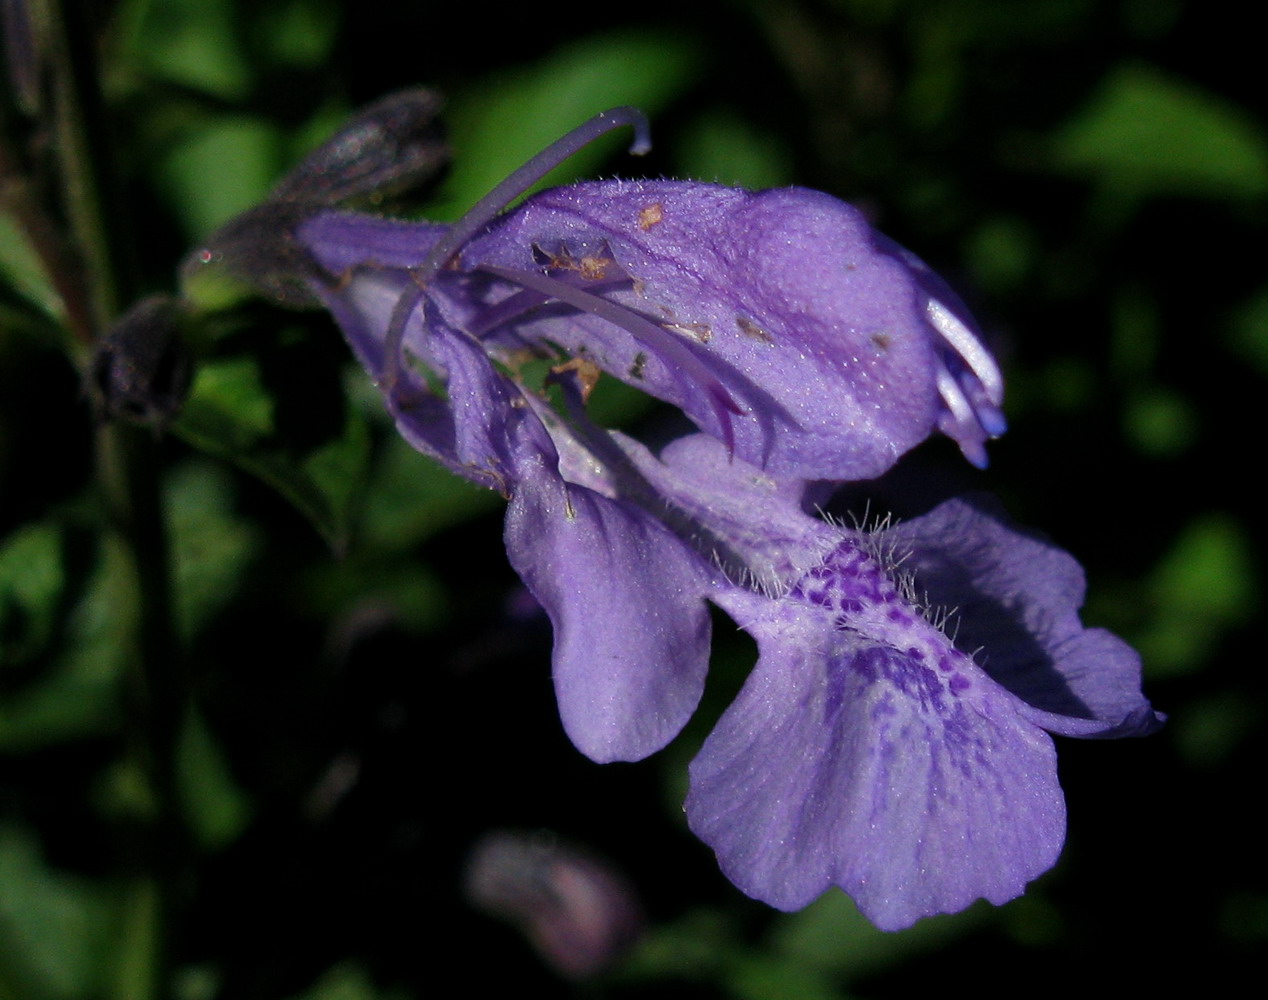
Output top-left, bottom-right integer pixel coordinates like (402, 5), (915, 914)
(300, 211), (447, 274)
(466, 181), (991, 480)
(297, 184), (1003, 482)
(882, 496), (1164, 737)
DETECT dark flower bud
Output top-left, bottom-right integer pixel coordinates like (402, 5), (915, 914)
(269, 87), (448, 207)
(182, 88), (449, 310)
(182, 200), (328, 309)
(90, 294), (193, 428)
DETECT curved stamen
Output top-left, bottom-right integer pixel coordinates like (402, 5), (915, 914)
(926, 299), (1005, 413)
(479, 263), (743, 455)
(418, 107), (651, 285)
(467, 286), (554, 340)
(380, 106), (651, 399)
(381, 277), (427, 399)
(935, 366), (988, 468)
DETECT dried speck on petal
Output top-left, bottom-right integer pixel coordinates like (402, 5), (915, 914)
(638, 202), (665, 230)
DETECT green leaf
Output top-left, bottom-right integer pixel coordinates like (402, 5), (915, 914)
(288, 964), (406, 1000)
(124, 0), (253, 100)
(359, 434), (500, 552)
(0, 524), (65, 668)
(1227, 285), (1268, 378)
(175, 352), (370, 551)
(0, 531), (129, 750)
(675, 109), (794, 190)
(1138, 513), (1256, 676)
(166, 459), (259, 639)
(159, 116), (283, 239)
(767, 889), (984, 980)
(0, 215), (63, 330)
(432, 29), (701, 220)
(177, 709), (251, 851)
(1052, 63), (1268, 200)
(0, 825), (114, 1000)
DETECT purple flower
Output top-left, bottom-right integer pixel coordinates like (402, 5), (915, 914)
(298, 177), (1005, 479)
(208, 107), (1160, 929)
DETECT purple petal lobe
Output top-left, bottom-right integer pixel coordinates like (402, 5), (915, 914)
(689, 579), (1066, 930)
(467, 182), (966, 479)
(299, 210), (447, 273)
(504, 461), (713, 763)
(882, 497), (1163, 737)
(304, 261), (551, 491)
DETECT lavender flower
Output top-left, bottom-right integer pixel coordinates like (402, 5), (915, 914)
(195, 107), (1160, 929)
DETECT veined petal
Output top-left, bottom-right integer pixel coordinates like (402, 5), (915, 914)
(504, 459), (714, 763)
(303, 255), (553, 492)
(689, 586), (1066, 931)
(881, 497), (1163, 737)
(468, 181), (987, 479)
(300, 210), (448, 273)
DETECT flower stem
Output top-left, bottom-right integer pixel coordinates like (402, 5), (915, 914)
(39, 1), (188, 995)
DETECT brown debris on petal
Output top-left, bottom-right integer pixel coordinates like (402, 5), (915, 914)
(578, 255), (613, 281)
(637, 202), (665, 230)
(736, 315), (774, 344)
(665, 321), (712, 343)
(552, 356), (604, 401)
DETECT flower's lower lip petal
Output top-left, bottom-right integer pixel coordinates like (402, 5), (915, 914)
(505, 464), (713, 764)
(881, 497), (1163, 735)
(685, 628), (1066, 931)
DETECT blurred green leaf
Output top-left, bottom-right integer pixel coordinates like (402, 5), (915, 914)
(0, 215), (62, 329)
(1122, 385), (1197, 457)
(123, 0), (253, 100)
(433, 30), (701, 219)
(767, 889), (982, 980)
(288, 964), (406, 1000)
(159, 117), (283, 239)
(359, 433), (499, 552)
(675, 109), (794, 189)
(727, 955), (845, 1000)
(0, 826), (114, 1000)
(0, 534), (129, 750)
(1228, 285), (1268, 378)
(176, 353), (371, 551)
(1052, 63), (1268, 200)
(257, 0), (341, 69)
(110, 878), (161, 1000)
(177, 709), (251, 851)
(0, 524), (64, 667)
(1138, 513), (1256, 675)
(966, 216), (1037, 296)
(1174, 692), (1258, 766)
(623, 908), (739, 983)
(167, 459), (258, 639)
